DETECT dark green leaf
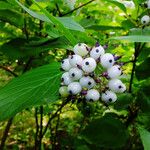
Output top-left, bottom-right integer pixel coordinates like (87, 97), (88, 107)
(82, 115), (129, 148)
(114, 93), (133, 110)
(0, 62), (62, 121)
(0, 9), (24, 28)
(0, 37), (70, 59)
(87, 25), (123, 31)
(136, 58), (150, 80)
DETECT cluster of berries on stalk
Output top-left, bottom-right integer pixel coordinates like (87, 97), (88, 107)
(59, 42), (126, 104)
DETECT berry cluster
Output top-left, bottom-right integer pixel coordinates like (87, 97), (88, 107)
(59, 43), (126, 104)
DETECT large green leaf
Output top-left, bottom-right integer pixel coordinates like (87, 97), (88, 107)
(111, 35), (150, 42)
(16, 0), (84, 32)
(138, 127), (150, 150)
(136, 58), (150, 80)
(82, 114), (129, 148)
(0, 62), (62, 121)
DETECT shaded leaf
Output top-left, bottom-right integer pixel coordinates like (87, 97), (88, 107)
(82, 115), (129, 148)
(0, 62), (62, 121)
(136, 58), (150, 80)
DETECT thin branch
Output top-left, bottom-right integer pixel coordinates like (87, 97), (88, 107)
(0, 66), (18, 77)
(0, 117), (13, 150)
(55, 3), (62, 17)
(61, 0), (95, 16)
(42, 100), (69, 138)
(128, 43), (141, 93)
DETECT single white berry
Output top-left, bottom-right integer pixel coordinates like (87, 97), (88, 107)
(141, 15), (150, 25)
(100, 53), (115, 69)
(82, 57), (97, 73)
(102, 90), (117, 103)
(61, 58), (71, 71)
(108, 79), (126, 93)
(59, 86), (69, 97)
(79, 76), (95, 89)
(74, 43), (88, 56)
(68, 82), (82, 95)
(90, 45), (105, 60)
(85, 89), (100, 102)
(107, 65), (122, 79)
(69, 54), (83, 67)
(61, 72), (73, 85)
(69, 67), (83, 80)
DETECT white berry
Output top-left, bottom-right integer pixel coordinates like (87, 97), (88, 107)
(141, 15), (150, 25)
(69, 54), (83, 67)
(74, 43), (88, 56)
(59, 86), (69, 97)
(108, 79), (126, 93)
(82, 57), (97, 73)
(61, 58), (71, 71)
(85, 89), (100, 102)
(100, 53), (115, 69)
(69, 68), (83, 80)
(102, 90), (117, 103)
(79, 76), (95, 89)
(90, 45), (105, 60)
(68, 82), (82, 95)
(107, 65), (122, 79)
(61, 72), (73, 85)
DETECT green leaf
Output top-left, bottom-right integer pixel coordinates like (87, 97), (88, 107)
(136, 58), (150, 80)
(114, 93), (133, 110)
(58, 17), (85, 32)
(0, 37), (70, 59)
(104, 0), (127, 13)
(82, 115), (129, 148)
(111, 35), (150, 42)
(0, 62), (62, 121)
(0, 9), (24, 28)
(16, 0), (84, 32)
(138, 127), (150, 150)
(0, 1), (16, 10)
(136, 80), (150, 113)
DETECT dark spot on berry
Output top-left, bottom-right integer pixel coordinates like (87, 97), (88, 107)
(61, 78), (64, 82)
(118, 67), (121, 70)
(85, 61), (89, 65)
(78, 43), (81, 46)
(143, 21), (146, 24)
(89, 99), (93, 102)
(109, 59), (112, 63)
(69, 90), (72, 94)
(72, 73), (75, 77)
(118, 85), (122, 89)
(109, 98), (112, 102)
(88, 82), (92, 85)
(61, 60), (64, 64)
(71, 55), (73, 59)
(96, 49), (99, 53)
